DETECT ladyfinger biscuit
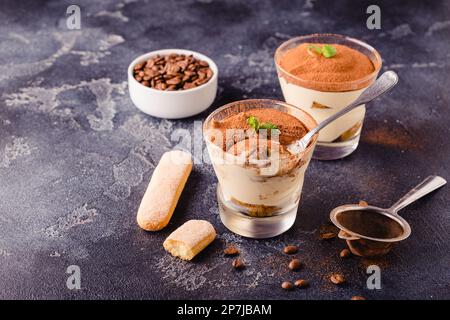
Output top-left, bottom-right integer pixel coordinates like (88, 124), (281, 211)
(137, 150), (192, 231)
(163, 220), (216, 261)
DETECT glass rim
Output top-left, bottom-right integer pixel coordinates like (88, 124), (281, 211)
(274, 33), (383, 91)
(203, 98), (319, 157)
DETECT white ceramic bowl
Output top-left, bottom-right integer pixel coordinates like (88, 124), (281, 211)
(128, 49), (218, 119)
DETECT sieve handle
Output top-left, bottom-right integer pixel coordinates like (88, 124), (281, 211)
(389, 176), (447, 213)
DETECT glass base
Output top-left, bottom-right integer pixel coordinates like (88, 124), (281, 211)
(312, 134), (360, 160)
(217, 185), (298, 239)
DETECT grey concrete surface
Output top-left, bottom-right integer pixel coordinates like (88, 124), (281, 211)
(0, 0), (449, 299)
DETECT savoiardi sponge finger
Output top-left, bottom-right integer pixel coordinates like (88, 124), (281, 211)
(163, 220), (216, 261)
(136, 150), (193, 231)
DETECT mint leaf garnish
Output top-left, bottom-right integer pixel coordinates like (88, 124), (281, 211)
(322, 44), (337, 58)
(247, 115), (260, 130)
(259, 122), (278, 130)
(247, 116), (278, 131)
(308, 44), (337, 58)
(308, 45), (322, 55)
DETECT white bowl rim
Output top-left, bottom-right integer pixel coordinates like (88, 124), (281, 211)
(128, 48), (219, 95)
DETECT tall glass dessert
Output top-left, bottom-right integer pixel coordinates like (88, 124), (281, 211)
(203, 99), (318, 238)
(275, 34), (382, 160)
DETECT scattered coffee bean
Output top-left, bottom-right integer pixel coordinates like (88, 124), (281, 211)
(283, 245), (298, 254)
(224, 246), (239, 256)
(330, 273), (346, 285)
(340, 249), (352, 258)
(288, 259), (302, 271)
(318, 225), (339, 240)
(294, 279), (309, 288)
(133, 53), (213, 91)
(320, 232), (337, 240)
(359, 200), (369, 207)
(281, 281), (294, 290)
(351, 296), (366, 300)
(232, 258), (245, 270)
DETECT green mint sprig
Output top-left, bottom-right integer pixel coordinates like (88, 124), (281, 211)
(247, 115), (259, 130)
(247, 116), (278, 131)
(308, 44), (337, 58)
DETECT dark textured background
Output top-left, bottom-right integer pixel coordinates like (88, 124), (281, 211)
(0, 0), (449, 300)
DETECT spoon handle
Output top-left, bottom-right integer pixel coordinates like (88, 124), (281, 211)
(301, 71), (399, 144)
(389, 176), (447, 213)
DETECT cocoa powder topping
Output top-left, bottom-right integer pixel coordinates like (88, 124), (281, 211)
(211, 108), (308, 149)
(279, 43), (376, 91)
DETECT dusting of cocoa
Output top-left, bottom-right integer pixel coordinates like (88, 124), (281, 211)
(363, 126), (421, 151)
(210, 108), (308, 150)
(279, 43), (377, 91)
(360, 256), (390, 270)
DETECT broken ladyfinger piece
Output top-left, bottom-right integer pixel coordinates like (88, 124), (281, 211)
(136, 150), (193, 231)
(163, 220), (216, 261)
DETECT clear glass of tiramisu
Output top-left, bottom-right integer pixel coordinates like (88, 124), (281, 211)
(203, 99), (318, 238)
(275, 34), (382, 160)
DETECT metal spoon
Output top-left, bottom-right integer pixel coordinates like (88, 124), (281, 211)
(293, 71), (399, 153)
(330, 175), (447, 257)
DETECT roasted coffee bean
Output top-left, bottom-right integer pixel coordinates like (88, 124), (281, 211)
(177, 60), (188, 69)
(281, 281), (294, 290)
(198, 71), (206, 80)
(330, 273), (346, 285)
(294, 279), (309, 288)
(318, 225), (339, 240)
(340, 249), (351, 258)
(183, 82), (196, 90)
(283, 245), (298, 254)
(232, 258), (245, 270)
(359, 200), (369, 207)
(166, 77), (181, 85)
(288, 259), (302, 271)
(155, 82), (167, 90)
(320, 232), (337, 240)
(195, 78), (208, 86)
(224, 246), (240, 256)
(154, 56), (165, 64)
(167, 64), (181, 75)
(351, 296), (366, 300)
(134, 62), (145, 70)
(144, 69), (153, 76)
